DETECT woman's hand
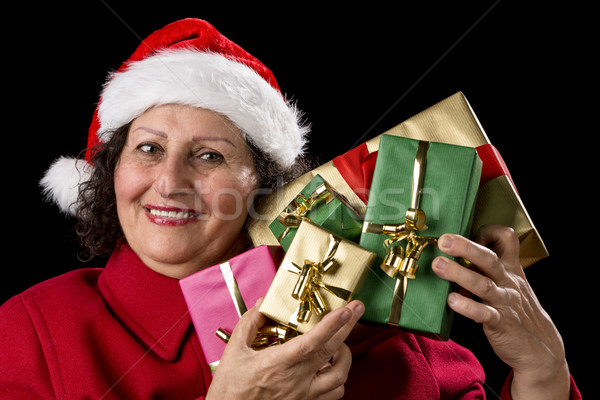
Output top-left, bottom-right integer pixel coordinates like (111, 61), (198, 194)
(432, 224), (571, 400)
(206, 298), (364, 400)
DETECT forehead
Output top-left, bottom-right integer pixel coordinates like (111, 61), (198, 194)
(129, 104), (245, 144)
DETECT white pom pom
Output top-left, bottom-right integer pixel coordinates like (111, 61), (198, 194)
(40, 157), (94, 215)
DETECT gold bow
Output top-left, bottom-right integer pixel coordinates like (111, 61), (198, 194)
(282, 233), (352, 328)
(362, 141), (438, 280)
(216, 323), (299, 350)
(277, 184), (334, 241)
(363, 209), (438, 279)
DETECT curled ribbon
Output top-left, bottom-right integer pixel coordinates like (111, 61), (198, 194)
(277, 184), (334, 241)
(281, 233), (352, 328)
(363, 211), (438, 279)
(216, 323), (299, 350)
(362, 141), (438, 280)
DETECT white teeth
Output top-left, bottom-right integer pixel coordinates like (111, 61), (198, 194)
(149, 208), (196, 219)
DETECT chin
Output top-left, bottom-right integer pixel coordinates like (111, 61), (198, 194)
(142, 231), (247, 271)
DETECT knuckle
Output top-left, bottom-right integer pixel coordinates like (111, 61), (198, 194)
(513, 274), (530, 291)
(507, 305), (522, 323)
(305, 340), (335, 362)
(498, 225), (517, 241)
(497, 225), (520, 250)
(498, 274), (525, 294)
(482, 306), (500, 325)
(317, 343), (335, 361)
(340, 343), (352, 360)
(505, 287), (524, 308)
(296, 339), (317, 360)
(333, 369), (348, 388)
(463, 299), (488, 323)
(477, 276), (497, 298)
(332, 385), (346, 399)
(482, 246), (501, 267)
(462, 238), (497, 265)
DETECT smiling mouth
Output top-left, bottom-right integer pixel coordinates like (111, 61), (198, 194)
(145, 206), (201, 221)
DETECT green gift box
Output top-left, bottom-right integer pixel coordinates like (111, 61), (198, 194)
(356, 134), (482, 339)
(269, 174), (363, 252)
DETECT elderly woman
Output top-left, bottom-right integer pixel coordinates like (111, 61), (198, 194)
(0, 18), (578, 399)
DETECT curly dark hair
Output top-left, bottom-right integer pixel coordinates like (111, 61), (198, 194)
(75, 123), (130, 261)
(74, 122), (316, 261)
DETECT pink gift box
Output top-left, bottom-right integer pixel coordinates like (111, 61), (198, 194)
(179, 245), (283, 370)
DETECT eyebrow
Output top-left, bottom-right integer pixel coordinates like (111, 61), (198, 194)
(131, 126), (236, 147)
(132, 126), (167, 138)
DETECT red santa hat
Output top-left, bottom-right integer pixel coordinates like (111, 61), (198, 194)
(40, 18), (309, 215)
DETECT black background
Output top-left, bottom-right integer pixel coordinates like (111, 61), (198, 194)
(3, 1), (591, 397)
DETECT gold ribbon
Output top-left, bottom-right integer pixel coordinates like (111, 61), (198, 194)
(362, 141), (438, 280)
(281, 233), (352, 328)
(216, 323), (299, 350)
(219, 261), (247, 317)
(363, 214), (438, 280)
(277, 183), (334, 241)
(362, 141), (438, 325)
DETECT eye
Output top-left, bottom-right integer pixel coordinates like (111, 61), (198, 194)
(137, 143), (159, 154)
(196, 151), (224, 163)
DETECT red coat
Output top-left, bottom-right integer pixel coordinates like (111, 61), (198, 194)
(0, 243), (581, 399)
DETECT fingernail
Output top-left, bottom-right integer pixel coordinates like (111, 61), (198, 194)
(447, 292), (458, 305)
(348, 301), (365, 317)
(433, 257), (447, 270)
(339, 308), (353, 323)
(440, 235), (454, 249)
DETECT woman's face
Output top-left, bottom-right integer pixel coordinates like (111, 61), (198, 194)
(114, 104), (259, 278)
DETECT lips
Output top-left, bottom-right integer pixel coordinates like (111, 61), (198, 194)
(144, 205), (201, 226)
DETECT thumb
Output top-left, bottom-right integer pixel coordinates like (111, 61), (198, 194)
(227, 298), (267, 349)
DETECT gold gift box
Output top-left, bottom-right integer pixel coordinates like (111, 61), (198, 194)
(259, 219), (376, 333)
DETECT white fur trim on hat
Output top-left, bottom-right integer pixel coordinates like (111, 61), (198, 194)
(97, 49), (309, 169)
(40, 157), (93, 215)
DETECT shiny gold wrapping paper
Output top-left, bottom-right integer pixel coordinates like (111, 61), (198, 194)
(248, 160), (366, 245)
(259, 219), (376, 333)
(248, 91), (547, 268)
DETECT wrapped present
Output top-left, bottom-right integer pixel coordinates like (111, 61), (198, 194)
(356, 134), (482, 339)
(269, 174), (363, 251)
(248, 91), (547, 269)
(260, 219), (376, 333)
(330, 92), (547, 267)
(179, 245), (284, 372)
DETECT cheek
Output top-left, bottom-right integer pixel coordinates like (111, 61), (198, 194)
(114, 162), (150, 210)
(201, 168), (258, 220)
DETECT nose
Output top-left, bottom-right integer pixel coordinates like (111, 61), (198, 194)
(153, 155), (196, 199)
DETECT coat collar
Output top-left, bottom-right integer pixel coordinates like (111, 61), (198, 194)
(98, 243), (192, 362)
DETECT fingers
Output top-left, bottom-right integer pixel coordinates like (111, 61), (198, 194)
(433, 255), (504, 303)
(223, 300), (360, 400)
(229, 297), (363, 369)
(475, 224), (521, 270)
(288, 301), (364, 365)
(436, 224), (524, 281)
(436, 233), (508, 284)
(309, 344), (352, 400)
(432, 254), (504, 327)
(446, 291), (501, 326)
(432, 226), (524, 328)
